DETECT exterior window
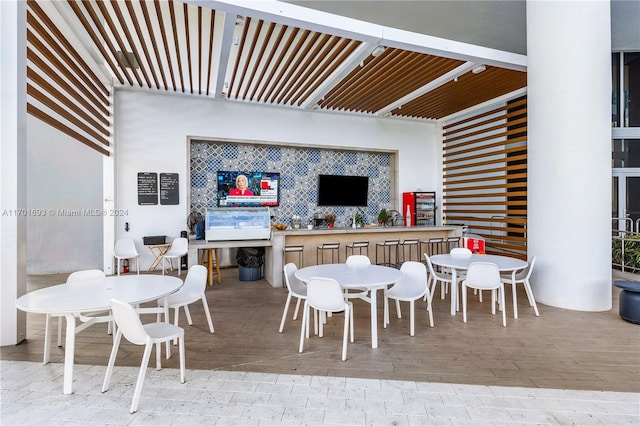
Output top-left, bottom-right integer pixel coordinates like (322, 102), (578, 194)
(613, 52), (640, 128)
(612, 139), (640, 168)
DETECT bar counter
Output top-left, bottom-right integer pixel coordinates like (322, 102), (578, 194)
(267, 225), (463, 288)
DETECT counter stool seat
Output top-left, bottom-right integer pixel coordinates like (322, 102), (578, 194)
(317, 242), (340, 264)
(421, 237), (445, 257)
(345, 240), (369, 258)
(376, 239), (400, 268)
(284, 244), (305, 270)
(399, 238), (419, 264)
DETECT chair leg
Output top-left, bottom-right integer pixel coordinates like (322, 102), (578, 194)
(178, 333), (186, 383)
(279, 293), (292, 333)
(43, 314), (52, 365)
(293, 298), (301, 320)
(500, 284), (507, 327)
(341, 304), (350, 361)
(425, 290), (434, 328)
(155, 341), (162, 370)
(184, 305), (193, 326)
(57, 316), (62, 347)
(409, 300), (415, 336)
(102, 330), (123, 393)
(201, 296), (215, 333)
(383, 294), (389, 328)
(172, 307), (180, 346)
(524, 280), (540, 316)
(462, 283), (468, 323)
(395, 300), (402, 319)
(130, 342), (153, 414)
(299, 301), (309, 353)
(349, 304), (354, 343)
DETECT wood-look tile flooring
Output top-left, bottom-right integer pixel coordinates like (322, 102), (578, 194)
(2, 268), (639, 394)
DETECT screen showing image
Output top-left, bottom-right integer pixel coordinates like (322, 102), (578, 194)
(217, 171), (280, 207)
(317, 174), (369, 206)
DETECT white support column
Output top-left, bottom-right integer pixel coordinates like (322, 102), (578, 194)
(526, 1), (612, 311)
(1, 0), (27, 345)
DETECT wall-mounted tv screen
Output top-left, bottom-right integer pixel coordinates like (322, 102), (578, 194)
(317, 174), (369, 207)
(217, 171), (280, 207)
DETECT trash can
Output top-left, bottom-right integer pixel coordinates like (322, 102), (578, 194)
(236, 247), (264, 281)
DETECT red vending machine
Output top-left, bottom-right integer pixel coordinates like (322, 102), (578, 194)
(402, 192), (436, 226)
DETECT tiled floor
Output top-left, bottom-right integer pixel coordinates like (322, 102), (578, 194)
(1, 268), (639, 424)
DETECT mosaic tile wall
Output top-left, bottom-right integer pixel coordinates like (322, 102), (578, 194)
(190, 141), (393, 227)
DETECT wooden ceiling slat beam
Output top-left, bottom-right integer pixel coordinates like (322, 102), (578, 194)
(183, 3), (193, 94)
(205, 10), (216, 96)
(245, 22), (275, 101)
(267, 29), (311, 104)
(154, 1), (177, 91)
(272, 30), (320, 104)
(443, 97), (527, 132)
(252, 23), (284, 101)
(167, 0), (185, 92)
(27, 2), (108, 100)
(140, 1), (168, 90)
(27, 83), (109, 144)
(110, 1), (151, 88)
(277, 32), (326, 105)
(444, 172), (528, 186)
(239, 19), (264, 100)
(94, 0), (142, 86)
(66, 0), (125, 85)
(26, 46), (109, 124)
(229, 16), (251, 99)
(27, 103), (109, 155)
(262, 27), (299, 102)
(124, 1), (161, 90)
(291, 35), (343, 106)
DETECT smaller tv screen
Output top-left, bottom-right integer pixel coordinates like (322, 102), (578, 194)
(217, 171), (280, 207)
(317, 174), (369, 207)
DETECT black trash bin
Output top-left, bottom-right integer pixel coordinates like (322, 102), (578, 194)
(236, 247), (264, 281)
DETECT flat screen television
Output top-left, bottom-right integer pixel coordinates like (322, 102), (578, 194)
(216, 171), (280, 207)
(317, 174), (369, 206)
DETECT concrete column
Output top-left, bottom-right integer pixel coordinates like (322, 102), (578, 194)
(1, 0), (27, 345)
(527, 1), (612, 310)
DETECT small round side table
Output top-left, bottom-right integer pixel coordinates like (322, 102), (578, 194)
(613, 280), (640, 324)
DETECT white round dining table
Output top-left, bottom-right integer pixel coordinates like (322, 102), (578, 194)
(15, 275), (183, 394)
(294, 263), (403, 349)
(429, 254), (528, 316)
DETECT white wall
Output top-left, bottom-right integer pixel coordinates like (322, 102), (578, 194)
(26, 117), (104, 274)
(115, 90), (439, 270)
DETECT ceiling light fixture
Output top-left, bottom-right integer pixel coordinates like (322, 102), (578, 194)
(472, 64), (486, 74)
(371, 45), (386, 57)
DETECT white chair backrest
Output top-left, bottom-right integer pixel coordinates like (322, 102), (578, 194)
(465, 262), (501, 289)
(67, 269), (105, 282)
(167, 237), (189, 255)
(524, 256), (537, 280)
(423, 253), (443, 279)
(183, 265), (207, 296)
(114, 238), (138, 257)
(397, 261), (428, 295)
(450, 247), (472, 258)
(110, 298), (149, 345)
(284, 263), (306, 295)
(346, 255), (371, 265)
(307, 277), (345, 312)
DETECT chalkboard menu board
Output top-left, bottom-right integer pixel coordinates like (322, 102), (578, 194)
(137, 172), (158, 205)
(160, 173), (179, 205)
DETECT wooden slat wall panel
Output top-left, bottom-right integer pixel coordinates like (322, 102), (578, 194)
(26, 0), (112, 156)
(443, 97), (527, 259)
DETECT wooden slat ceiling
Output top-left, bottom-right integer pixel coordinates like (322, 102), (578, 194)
(31, 0), (527, 123)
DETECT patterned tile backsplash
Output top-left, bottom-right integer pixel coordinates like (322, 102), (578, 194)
(190, 141), (393, 227)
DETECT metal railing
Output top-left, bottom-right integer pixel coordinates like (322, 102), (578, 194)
(612, 229), (640, 274)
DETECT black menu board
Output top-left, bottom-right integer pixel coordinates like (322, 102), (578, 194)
(137, 172), (158, 205)
(160, 173), (179, 205)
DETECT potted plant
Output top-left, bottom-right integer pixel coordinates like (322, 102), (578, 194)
(325, 213), (336, 228)
(377, 208), (388, 226)
(354, 212), (364, 227)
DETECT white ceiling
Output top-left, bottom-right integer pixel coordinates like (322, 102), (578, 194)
(284, 0), (527, 54)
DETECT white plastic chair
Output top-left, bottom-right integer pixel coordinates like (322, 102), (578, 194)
(462, 262), (506, 327)
(114, 238), (139, 275)
(43, 269), (107, 364)
(424, 253), (462, 308)
(299, 277), (353, 361)
(384, 261), (434, 336)
(278, 263), (307, 333)
(161, 237), (189, 275)
(450, 247), (472, 258)
(344, 255), (370, 301)
(102, 298), (185, 414)
(501, 256), (539, 317)
(157, 265), (214, 339)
